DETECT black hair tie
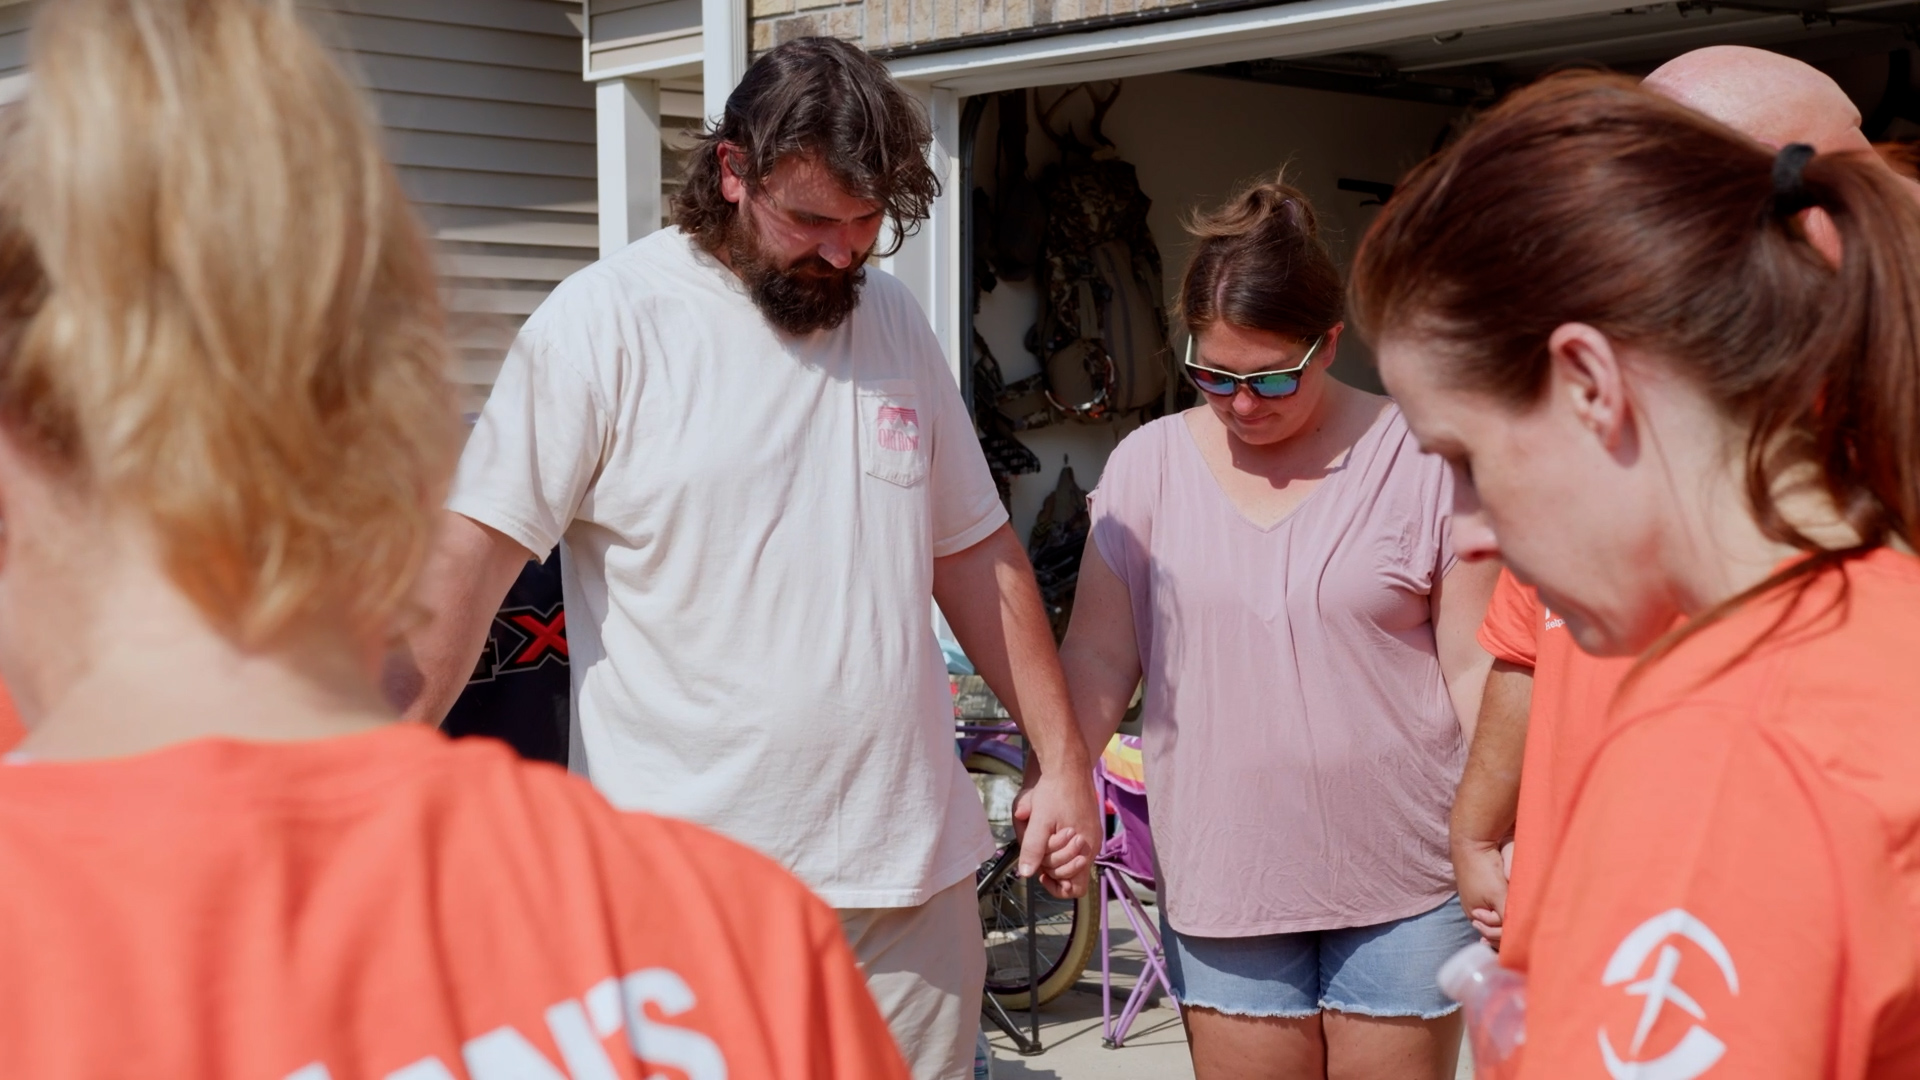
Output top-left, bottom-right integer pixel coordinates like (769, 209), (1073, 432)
(1773, 142), (1818, 217)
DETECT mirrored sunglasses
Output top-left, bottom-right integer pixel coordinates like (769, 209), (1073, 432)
(1183, 333), (1325, 399)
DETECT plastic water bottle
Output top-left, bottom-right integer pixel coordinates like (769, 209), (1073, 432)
(1438, 942), (1527, 1070)
(972, 1030), (993, 1080)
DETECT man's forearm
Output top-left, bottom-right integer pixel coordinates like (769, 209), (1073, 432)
(1451, 661), (1534, 847)
(936, 524), (1099, 894)
(1001, 649), (1090, 779)
(398, 511), (535, 725)
(932, 525), (1089, 775)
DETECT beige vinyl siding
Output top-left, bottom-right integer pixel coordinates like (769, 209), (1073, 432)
(588, 0), (702, 78)
(312, 0), (598, 391)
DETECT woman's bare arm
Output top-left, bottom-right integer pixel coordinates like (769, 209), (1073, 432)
(1431, 558), (1502, 743)
(1057, 538), (1144, 758)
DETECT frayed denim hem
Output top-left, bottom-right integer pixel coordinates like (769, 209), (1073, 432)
(1174, 996), (1320, 1021)
(1176, 998), (1461, 1022)
(1319, 999), (1461, 1021)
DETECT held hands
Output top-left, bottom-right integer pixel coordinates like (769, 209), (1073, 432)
(1012, 766), (1102, 899)
(1453, 836), (1513, 945)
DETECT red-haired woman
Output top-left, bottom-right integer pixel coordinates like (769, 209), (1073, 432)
(1353, 71), (1920, 1077)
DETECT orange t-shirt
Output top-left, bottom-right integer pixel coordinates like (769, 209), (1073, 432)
(1507, 549), (1920, 1078)
(1475, 569), (1633, 971)
(0, 725), (909, 1080)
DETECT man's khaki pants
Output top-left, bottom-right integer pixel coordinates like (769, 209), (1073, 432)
(837, 876), (987, 1080)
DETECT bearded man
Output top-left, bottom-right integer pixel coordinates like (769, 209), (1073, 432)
(400, 37), (1099, 1080)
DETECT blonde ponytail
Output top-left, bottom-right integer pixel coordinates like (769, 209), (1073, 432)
(0, 0), (458, 646)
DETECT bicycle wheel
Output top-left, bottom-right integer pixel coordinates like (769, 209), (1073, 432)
(965, 753), (1098, 1009)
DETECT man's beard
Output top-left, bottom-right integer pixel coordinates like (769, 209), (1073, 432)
(725, 213), (869, 335)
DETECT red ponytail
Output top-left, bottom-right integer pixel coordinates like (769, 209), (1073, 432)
(1350, 70), (1920, 661)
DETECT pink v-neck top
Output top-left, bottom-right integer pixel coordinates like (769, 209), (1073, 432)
(1090, 406), (1462, 936)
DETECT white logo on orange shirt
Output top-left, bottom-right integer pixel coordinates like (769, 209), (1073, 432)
(288, 967), (726, 1080)
(1598, 909), (1739, 1080)
(1543, 607), (1566, 632)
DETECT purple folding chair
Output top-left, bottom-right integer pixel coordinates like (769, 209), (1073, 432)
(1095, 735), (1175, 1048)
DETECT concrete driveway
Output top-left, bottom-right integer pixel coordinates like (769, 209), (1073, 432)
(982, 900), (1192, 1080)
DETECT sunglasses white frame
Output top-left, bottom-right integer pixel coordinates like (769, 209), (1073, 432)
(1183, 333), (1327, 398)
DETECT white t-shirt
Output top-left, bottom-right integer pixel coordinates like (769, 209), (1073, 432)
(449, 228), (1004, 907)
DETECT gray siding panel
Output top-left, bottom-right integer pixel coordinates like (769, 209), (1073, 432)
(422, 204), (598, 250)
(372, 89), (595, 143)
(447, 286), (549, 317)
(311, 0), (580, 36)
(400, 165), (595, 214)
(336, 1), (595, 383)
(0, 0), (595, 383)
(438, 250), (594, 283)
(0, 1), (28, 77)
(593, 0), (701, 43)
(0, 29), (25, 74)
(387, 128), (596, 178)
(329, 11), (578, 71)
(593, 0), (669, 14)
(350, 52), (588, 109)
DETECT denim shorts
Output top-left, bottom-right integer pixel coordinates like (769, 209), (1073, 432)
(1163, 896), (1478, 1020)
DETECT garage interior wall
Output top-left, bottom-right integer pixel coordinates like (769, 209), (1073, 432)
(972, 70), (1457, 543)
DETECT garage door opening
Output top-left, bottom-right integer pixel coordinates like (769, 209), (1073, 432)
(954, 3), (1918, 610)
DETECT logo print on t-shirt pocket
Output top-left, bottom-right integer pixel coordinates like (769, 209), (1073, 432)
(877, 406), (920, 452)
(860, 381), (928, 488)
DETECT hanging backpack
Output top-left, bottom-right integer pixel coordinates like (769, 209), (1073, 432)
(1033, 82), (1173, 422)
(1026, 465), (1090, 641)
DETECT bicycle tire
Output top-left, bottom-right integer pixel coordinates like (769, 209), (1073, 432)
(965, 753), (1099, 1009)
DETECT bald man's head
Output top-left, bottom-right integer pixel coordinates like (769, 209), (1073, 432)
(1644, 45), (1872, 154)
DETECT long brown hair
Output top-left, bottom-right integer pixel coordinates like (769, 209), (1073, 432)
(673, 37), (940, 257)
(0, 0), (458, 647)
(1350, 71), (1920, 659)
(1177, 174), (1343, 341)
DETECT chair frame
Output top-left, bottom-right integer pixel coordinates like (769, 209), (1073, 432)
(1095, 768), (1176, 1049)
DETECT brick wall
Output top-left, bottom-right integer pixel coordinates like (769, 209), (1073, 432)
(752, 0), (1183, 56)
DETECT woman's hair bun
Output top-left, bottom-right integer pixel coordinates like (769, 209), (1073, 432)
(1188, 177), (1323, 246)
(1177, 171), (1343, 342)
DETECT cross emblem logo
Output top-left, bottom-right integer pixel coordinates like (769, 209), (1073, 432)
(464, 604), (568, 685)
(504, 609), (568, 666)
(1599, 909), (1740, 1080)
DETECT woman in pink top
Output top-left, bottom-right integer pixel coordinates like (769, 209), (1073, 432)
(1060, 178), (1498, 1080)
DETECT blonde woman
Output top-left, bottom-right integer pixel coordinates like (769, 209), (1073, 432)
(0, 3), (904, 1078)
